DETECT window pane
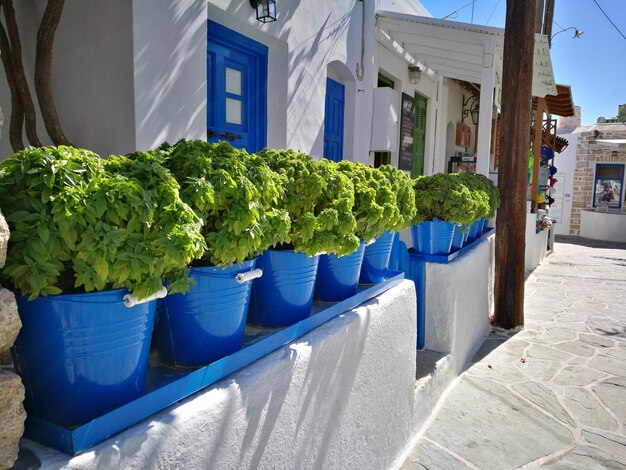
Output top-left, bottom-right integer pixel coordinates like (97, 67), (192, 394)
(226, 98), (242, 125)
(594, 179), (622, 207)
(226, 67), (242, 96)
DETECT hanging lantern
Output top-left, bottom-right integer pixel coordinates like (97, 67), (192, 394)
(249, 0), (277, 23)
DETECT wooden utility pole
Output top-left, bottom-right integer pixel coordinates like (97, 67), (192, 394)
(494, 0), (537, 329)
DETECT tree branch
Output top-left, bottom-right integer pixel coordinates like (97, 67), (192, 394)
(0, 5), (25, 151)
(1, 0), (42, 147)
(35, 0), (70, 146)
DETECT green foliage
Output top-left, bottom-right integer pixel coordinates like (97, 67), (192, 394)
(0, 146), (206, 300)
(453, 172), (501, 218)
(162, 140), (290, 266)
(257, 149), (359, 257)
(413, 173), (485, 225)
(378, 164), (419, 230)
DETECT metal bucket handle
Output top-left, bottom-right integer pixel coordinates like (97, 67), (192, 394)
(235, 268), (263, 284)
(124, 286), (168, 308)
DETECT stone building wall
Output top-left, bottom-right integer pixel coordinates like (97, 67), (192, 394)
(569, 125), (626, 235)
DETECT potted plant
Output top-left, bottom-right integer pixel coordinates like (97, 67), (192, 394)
(0, 146), (205, 425)
(315, 161), (388, 301)
(412, 173), (482, 255)
(153, 140), (290, 366)
(454, 172), (496, 241)
(360, 164), (418, 283)
(250, 149), (359, 326)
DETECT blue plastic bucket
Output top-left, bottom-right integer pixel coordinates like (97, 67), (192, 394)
(461, 224), (472, 246)
(451, 224), (467, 251)
(467, 219), (483, 242)
(154, 259), (257, 367)
(315, 242), (365, 302)
(12, 289), (155, 426)
(481, 218), (489, 233)
(412, 220), (456, 255)
(359, 230), (395, 284)
(248, 250), (319, 328)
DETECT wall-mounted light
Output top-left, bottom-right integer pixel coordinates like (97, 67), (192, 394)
(408, 65), (421, 85)
(462, 94), (480, 126)
(249, 0), (277, 23)
(551, 26), (583, 42)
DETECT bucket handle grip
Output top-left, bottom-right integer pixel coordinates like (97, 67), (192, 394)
(235, 268), (263, 284)
(124, 286), (168, 308)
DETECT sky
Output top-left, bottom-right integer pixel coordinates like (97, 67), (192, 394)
(417, 0), (626, 126)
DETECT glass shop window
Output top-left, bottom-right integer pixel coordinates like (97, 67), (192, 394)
(593, 164), (624, 209)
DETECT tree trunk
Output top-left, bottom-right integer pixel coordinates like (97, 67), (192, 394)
(35, 0), (71, 146)
(0, 16), (24, 151)
(494, 0), (537, 329)
(1, 0), (42, 147)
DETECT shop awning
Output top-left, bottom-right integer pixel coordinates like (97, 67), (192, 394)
(375, 11), (557, 99)
(532, 84), (575, 117)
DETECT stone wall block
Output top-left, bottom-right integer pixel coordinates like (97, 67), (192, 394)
(0, 369), (25, 470)
(0, 289), (20, 353)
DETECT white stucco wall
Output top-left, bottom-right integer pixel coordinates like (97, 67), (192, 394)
(552, 130), (579, 235)
(423, 240), (491, 362)
(525, 206), (550, 271)
(24, 281), (418, 470)
(0, 1), (135, 158)
(132, 0), (207, 151)
(580, 210), (626, 243)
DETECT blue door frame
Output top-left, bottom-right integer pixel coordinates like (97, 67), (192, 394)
(207, 21), (267, 153)
(323, 78), (345, 162)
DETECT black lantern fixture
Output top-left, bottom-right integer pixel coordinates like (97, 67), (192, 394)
(249, 0), (277, 23)
(462, 94), (480, 126)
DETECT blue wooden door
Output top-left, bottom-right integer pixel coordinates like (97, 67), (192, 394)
(324, 78), (345, 162)
(207, 21), (267, 153)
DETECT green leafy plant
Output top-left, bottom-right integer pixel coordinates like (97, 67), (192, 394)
(257, 149), (359, 257)
(453, 172), (500, 219)
(413, 173), (486, 225)
(378, 164), (420, 230)
(0, 146), (206, 300)
(161, 140), (290, 266)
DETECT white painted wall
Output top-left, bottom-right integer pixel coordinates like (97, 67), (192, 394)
(580, 210), (626, 243)
(25, 281), (418, 470)
(552, 130), (580, 235)
(0, 0), (135, 158)
(525, 205), (550, 271)
(423, 241), (491, 359)
(132, 0), (207, 151)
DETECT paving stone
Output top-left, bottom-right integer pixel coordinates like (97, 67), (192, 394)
(465, 362), (529, 385)
(526, 344), (573, 362)
(516, 359), (562, 382)
(555, 340), (596, 358)
(589, 354), (626, 377)
(0, 288), (20, 353)
(401, 439), (472, 470)
(425, 377), (574, 470)
(594, 378), (626, 428)
(0, 369), (26, 470)
(543, 445), (626, 469)
(603, 347), (626, 360)
(527, 328), (578, 345)
(563, 388), (618, 432)
(553, 366), (608, 387)
(587, 320), (626, 344)
(578, 333), (616, 349)
(582, 429), (626, 460)
(511, 382), (575, 427)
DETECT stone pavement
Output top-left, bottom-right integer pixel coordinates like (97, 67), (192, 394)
(402, 237), (626, 469)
